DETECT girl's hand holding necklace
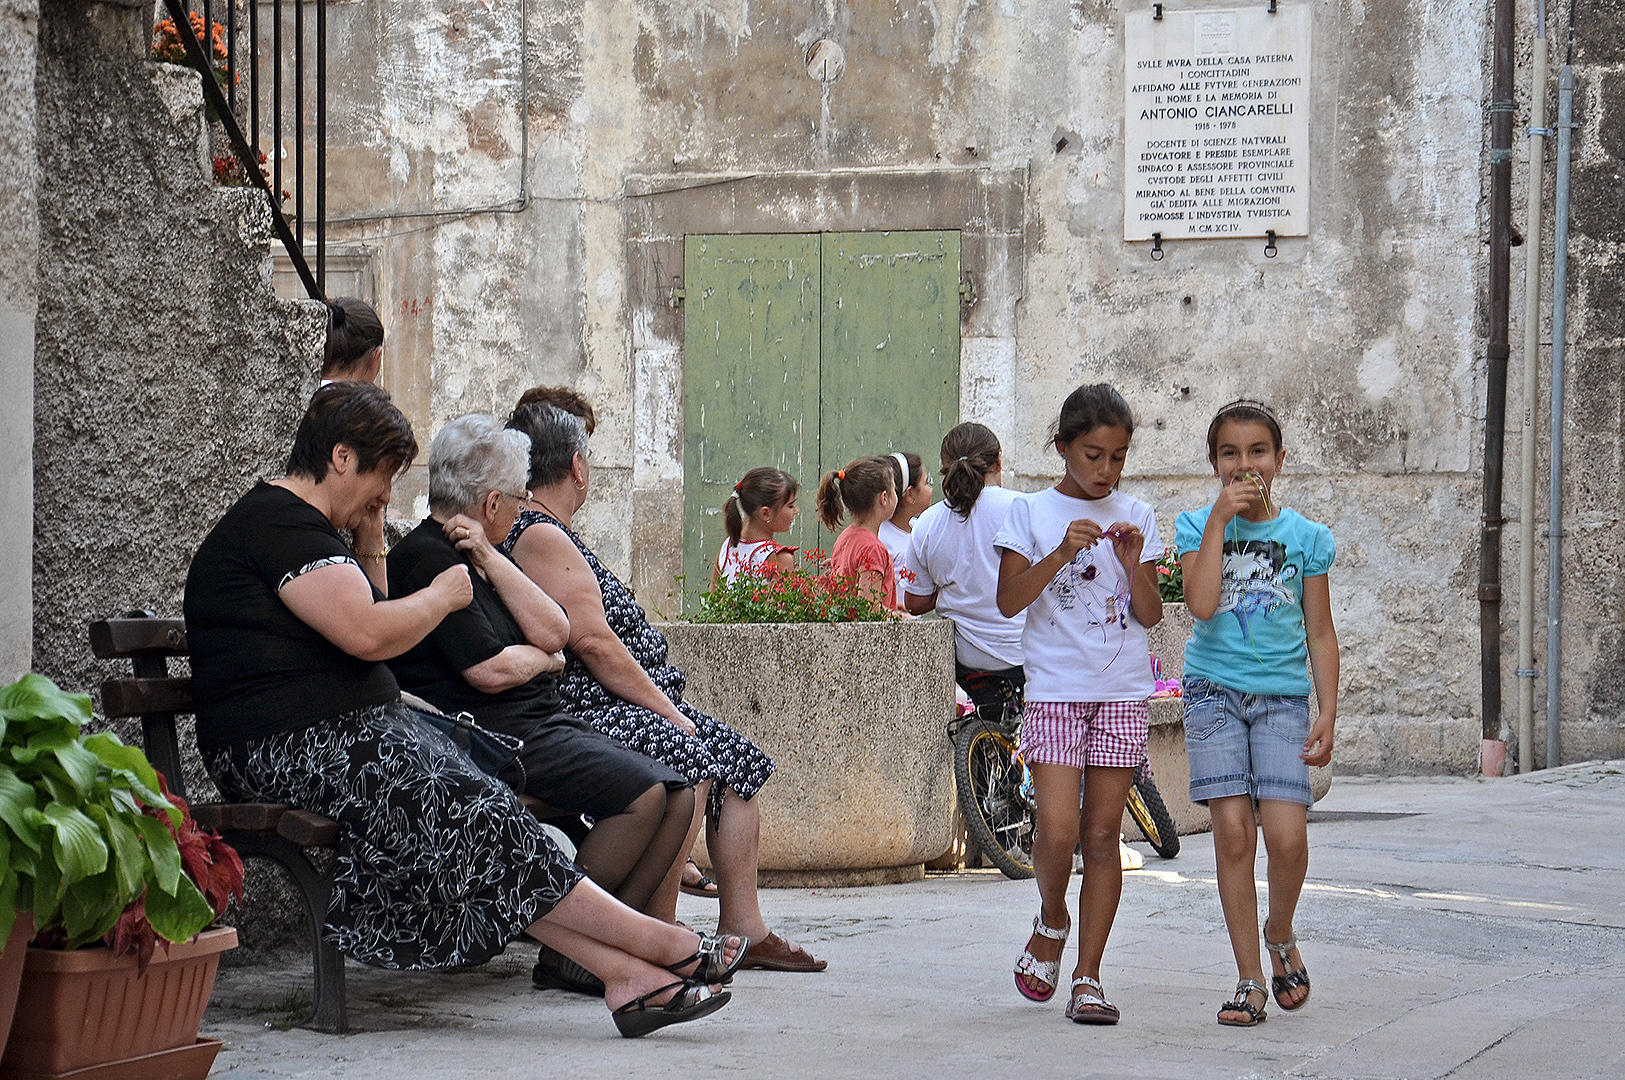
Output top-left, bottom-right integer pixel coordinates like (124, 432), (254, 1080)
(1104, 522), (1144, 570)
(1056, 518), (1104, 562)
(1213, 472), (1264, 524)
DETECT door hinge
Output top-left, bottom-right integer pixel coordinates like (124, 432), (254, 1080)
(959, 276), (976, 305)
(669, 281), (686, 308)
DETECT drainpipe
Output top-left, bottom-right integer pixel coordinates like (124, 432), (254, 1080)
(1546, 50), (1576, 769)
(1515, 8), (1548, 774)
(1479, 0), (1515, 776)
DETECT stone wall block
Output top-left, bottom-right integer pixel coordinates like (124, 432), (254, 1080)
(1571, 163), (1625, 244)
(1573, 0), (1625, 65)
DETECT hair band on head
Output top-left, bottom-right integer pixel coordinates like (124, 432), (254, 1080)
(327, 301), (346, 329)
(957, 455), (969, 462)
(891, 452), (911, 493)
(836, 470), (845, 481)
(727, 490), (740, 502)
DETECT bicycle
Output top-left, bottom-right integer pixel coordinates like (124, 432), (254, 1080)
(951, 673), (1179, 881)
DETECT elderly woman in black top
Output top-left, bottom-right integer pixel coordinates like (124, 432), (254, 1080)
(184, 383), (738, 1036)
(502, 403), (825, 973)
(388, 414), (716, 994)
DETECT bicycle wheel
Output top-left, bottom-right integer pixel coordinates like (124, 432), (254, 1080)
(954, 721), (1035, 879)
(1126, 765), (1180, 859)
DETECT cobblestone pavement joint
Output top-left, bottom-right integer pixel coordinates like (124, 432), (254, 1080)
(203, 762), (1625, 1079)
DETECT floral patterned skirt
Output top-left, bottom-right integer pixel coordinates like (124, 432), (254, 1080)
(205, 700), (584, 970)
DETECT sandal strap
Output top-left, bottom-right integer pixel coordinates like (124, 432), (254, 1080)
(1070, 977), (1111, 1006)
(1234, 978), (1269, 997)
(1030, 913), (1071, 940)
(1263, 933), (1298, 958)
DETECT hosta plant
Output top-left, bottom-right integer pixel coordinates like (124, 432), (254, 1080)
(0, 675), (239, 970)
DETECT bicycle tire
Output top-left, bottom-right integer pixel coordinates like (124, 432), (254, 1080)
(1127, 767), (1180, 859)
(954, 721), (1035, 879)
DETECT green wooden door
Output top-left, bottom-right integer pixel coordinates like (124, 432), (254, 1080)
(818, 231), (961, 554)
(682, 234), (823, 596)
(682, 231), (961, 607)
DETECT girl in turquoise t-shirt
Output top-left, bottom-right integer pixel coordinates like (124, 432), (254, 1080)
(1175, 399), (1338, 1029)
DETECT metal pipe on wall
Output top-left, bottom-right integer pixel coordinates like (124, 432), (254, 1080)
(1479, 0), (1516, 775)
(1547, 58), (1575, 769)
(1515, 10), (1549, 774)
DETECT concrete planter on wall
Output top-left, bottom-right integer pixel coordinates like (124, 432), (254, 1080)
(661, 619), (957, 886)
(1145, 603), (1332, 839)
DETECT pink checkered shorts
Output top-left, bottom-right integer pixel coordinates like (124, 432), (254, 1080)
(1018, 700), (1149, 771)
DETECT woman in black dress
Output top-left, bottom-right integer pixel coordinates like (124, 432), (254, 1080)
(184, 383), (738, 1036)
(502, 401), (825, 973)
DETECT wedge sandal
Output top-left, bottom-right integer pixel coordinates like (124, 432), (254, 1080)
(666, 932), (749, 985)
(1264, 932), (1311, 1010)
(1217, 978), (1269, 1027)
(1014, 913), (1071, 1002)
(612, 979), (730, 1038)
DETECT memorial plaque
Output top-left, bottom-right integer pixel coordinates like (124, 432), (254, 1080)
(1123, 5), (1311, 241)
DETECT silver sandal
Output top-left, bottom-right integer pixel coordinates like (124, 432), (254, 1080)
(1014, 913), (1070, 1002)
(1264, 932), (1311, 1010)
(1217, 978), (1269, 1027)
(1065, 976), (1120, 1024)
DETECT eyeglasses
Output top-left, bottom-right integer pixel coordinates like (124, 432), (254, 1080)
(499, 490), (532, 504)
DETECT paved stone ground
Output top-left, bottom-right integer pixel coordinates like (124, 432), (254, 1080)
(203, 762), (1625, 1079)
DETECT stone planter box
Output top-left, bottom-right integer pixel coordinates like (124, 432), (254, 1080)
(661, 619), (957, 886)
(1144, 603), (1332, 838)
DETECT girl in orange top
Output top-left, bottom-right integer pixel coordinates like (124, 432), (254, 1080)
(816, 456), (900, 611)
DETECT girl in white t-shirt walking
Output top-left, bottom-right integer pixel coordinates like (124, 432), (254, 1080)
(713, 467), (800, 586)
(901, 424), (1025, 702)
(994, 384), (1163, 1026)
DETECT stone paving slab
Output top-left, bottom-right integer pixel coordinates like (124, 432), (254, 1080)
(203, 762), (1625, 1079)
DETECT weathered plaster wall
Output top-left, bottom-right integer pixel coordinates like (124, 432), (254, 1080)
(32, 0), (322, 699)
(305, 0), (1620, 773)
(0, 0), (37, 682)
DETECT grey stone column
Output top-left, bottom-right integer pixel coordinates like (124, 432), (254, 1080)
(0, 0), (39, 681)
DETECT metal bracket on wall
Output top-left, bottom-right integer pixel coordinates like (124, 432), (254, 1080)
(1153, 3), (1163, 20)
(959, 276), (977, 305)
(1515, 669), (1540, 679)
(1264, 230), (1278, 258)
(1151, 233), (1165, 261)
(1268, 0), (1278, 12)
(669, 279), (686, 308)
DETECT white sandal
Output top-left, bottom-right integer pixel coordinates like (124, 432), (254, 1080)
(1065, 976), (1121, 1024)
(1014, 913), (1070, 1002)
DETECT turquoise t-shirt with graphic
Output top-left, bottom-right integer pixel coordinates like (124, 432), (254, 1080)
(1173, 506), (1335, 696)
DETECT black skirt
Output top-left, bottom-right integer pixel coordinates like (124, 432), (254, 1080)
(476, 701), (690, 820)
(205, 700), (585, 970)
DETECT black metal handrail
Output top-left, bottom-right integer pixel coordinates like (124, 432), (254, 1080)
(161, 0), (326, 301)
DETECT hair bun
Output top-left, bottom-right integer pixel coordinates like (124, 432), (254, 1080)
(327, 301), (347, 330)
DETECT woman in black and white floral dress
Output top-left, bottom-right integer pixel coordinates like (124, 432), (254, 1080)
(502, 400), (826, 973)
(185, 383), (738, 1036)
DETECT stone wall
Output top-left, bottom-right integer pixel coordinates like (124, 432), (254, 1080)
(258, 0), (1622, 774)
(0, 0), (37, 682)
(31, 0), (323, 702)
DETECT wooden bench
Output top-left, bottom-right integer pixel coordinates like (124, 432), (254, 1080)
(91, 611), (573, 1034)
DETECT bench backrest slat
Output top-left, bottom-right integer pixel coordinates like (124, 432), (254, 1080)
(101, 677), (194, 718)
(89, 617), (188, 659)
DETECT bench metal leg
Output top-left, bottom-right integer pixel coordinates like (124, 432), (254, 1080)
(228, 832), (347, 1034)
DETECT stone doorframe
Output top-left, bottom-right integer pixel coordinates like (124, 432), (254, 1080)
(623, 166), (1027, 602)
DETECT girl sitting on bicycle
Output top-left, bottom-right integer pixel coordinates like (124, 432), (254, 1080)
(1176, 399), (1336, 1028)
(714, 466), (800, 586)
(994, 384), (1163, 1025)
(901, 423), (1025, 705)
(817, 456), (901, 611)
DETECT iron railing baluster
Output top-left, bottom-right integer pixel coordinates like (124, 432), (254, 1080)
(272, 0), (282, 212)
(248, 0), (259, 159)
(294, 0), (304, 246)
(226, 0), (236, 112)
(316, 0), (326, 290)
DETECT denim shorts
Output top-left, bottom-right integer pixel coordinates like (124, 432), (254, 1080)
(1182, 676), (1314, 806)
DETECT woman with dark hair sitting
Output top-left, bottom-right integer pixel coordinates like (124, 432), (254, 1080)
(501, 401), (826, 973)
(184, 383), (738, 1037)
(388, 414), (717, 995)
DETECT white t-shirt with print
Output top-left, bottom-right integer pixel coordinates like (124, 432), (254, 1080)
(902, 486), (1025, 669)
(878, 519), (912, 605)
(716, 538), (793, 583)
(992, 487), (1164, 703)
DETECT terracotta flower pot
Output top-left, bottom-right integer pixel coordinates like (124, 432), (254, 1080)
(0, 915), (33, 1057)
(0, 926), (237, 1080)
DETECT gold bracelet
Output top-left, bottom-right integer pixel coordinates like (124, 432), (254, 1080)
(354, 549), (388, 561)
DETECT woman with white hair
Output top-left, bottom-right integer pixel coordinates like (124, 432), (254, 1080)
(387, 415), (739, 997)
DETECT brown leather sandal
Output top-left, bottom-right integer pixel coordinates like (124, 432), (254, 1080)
(737, 931), (827, 972)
